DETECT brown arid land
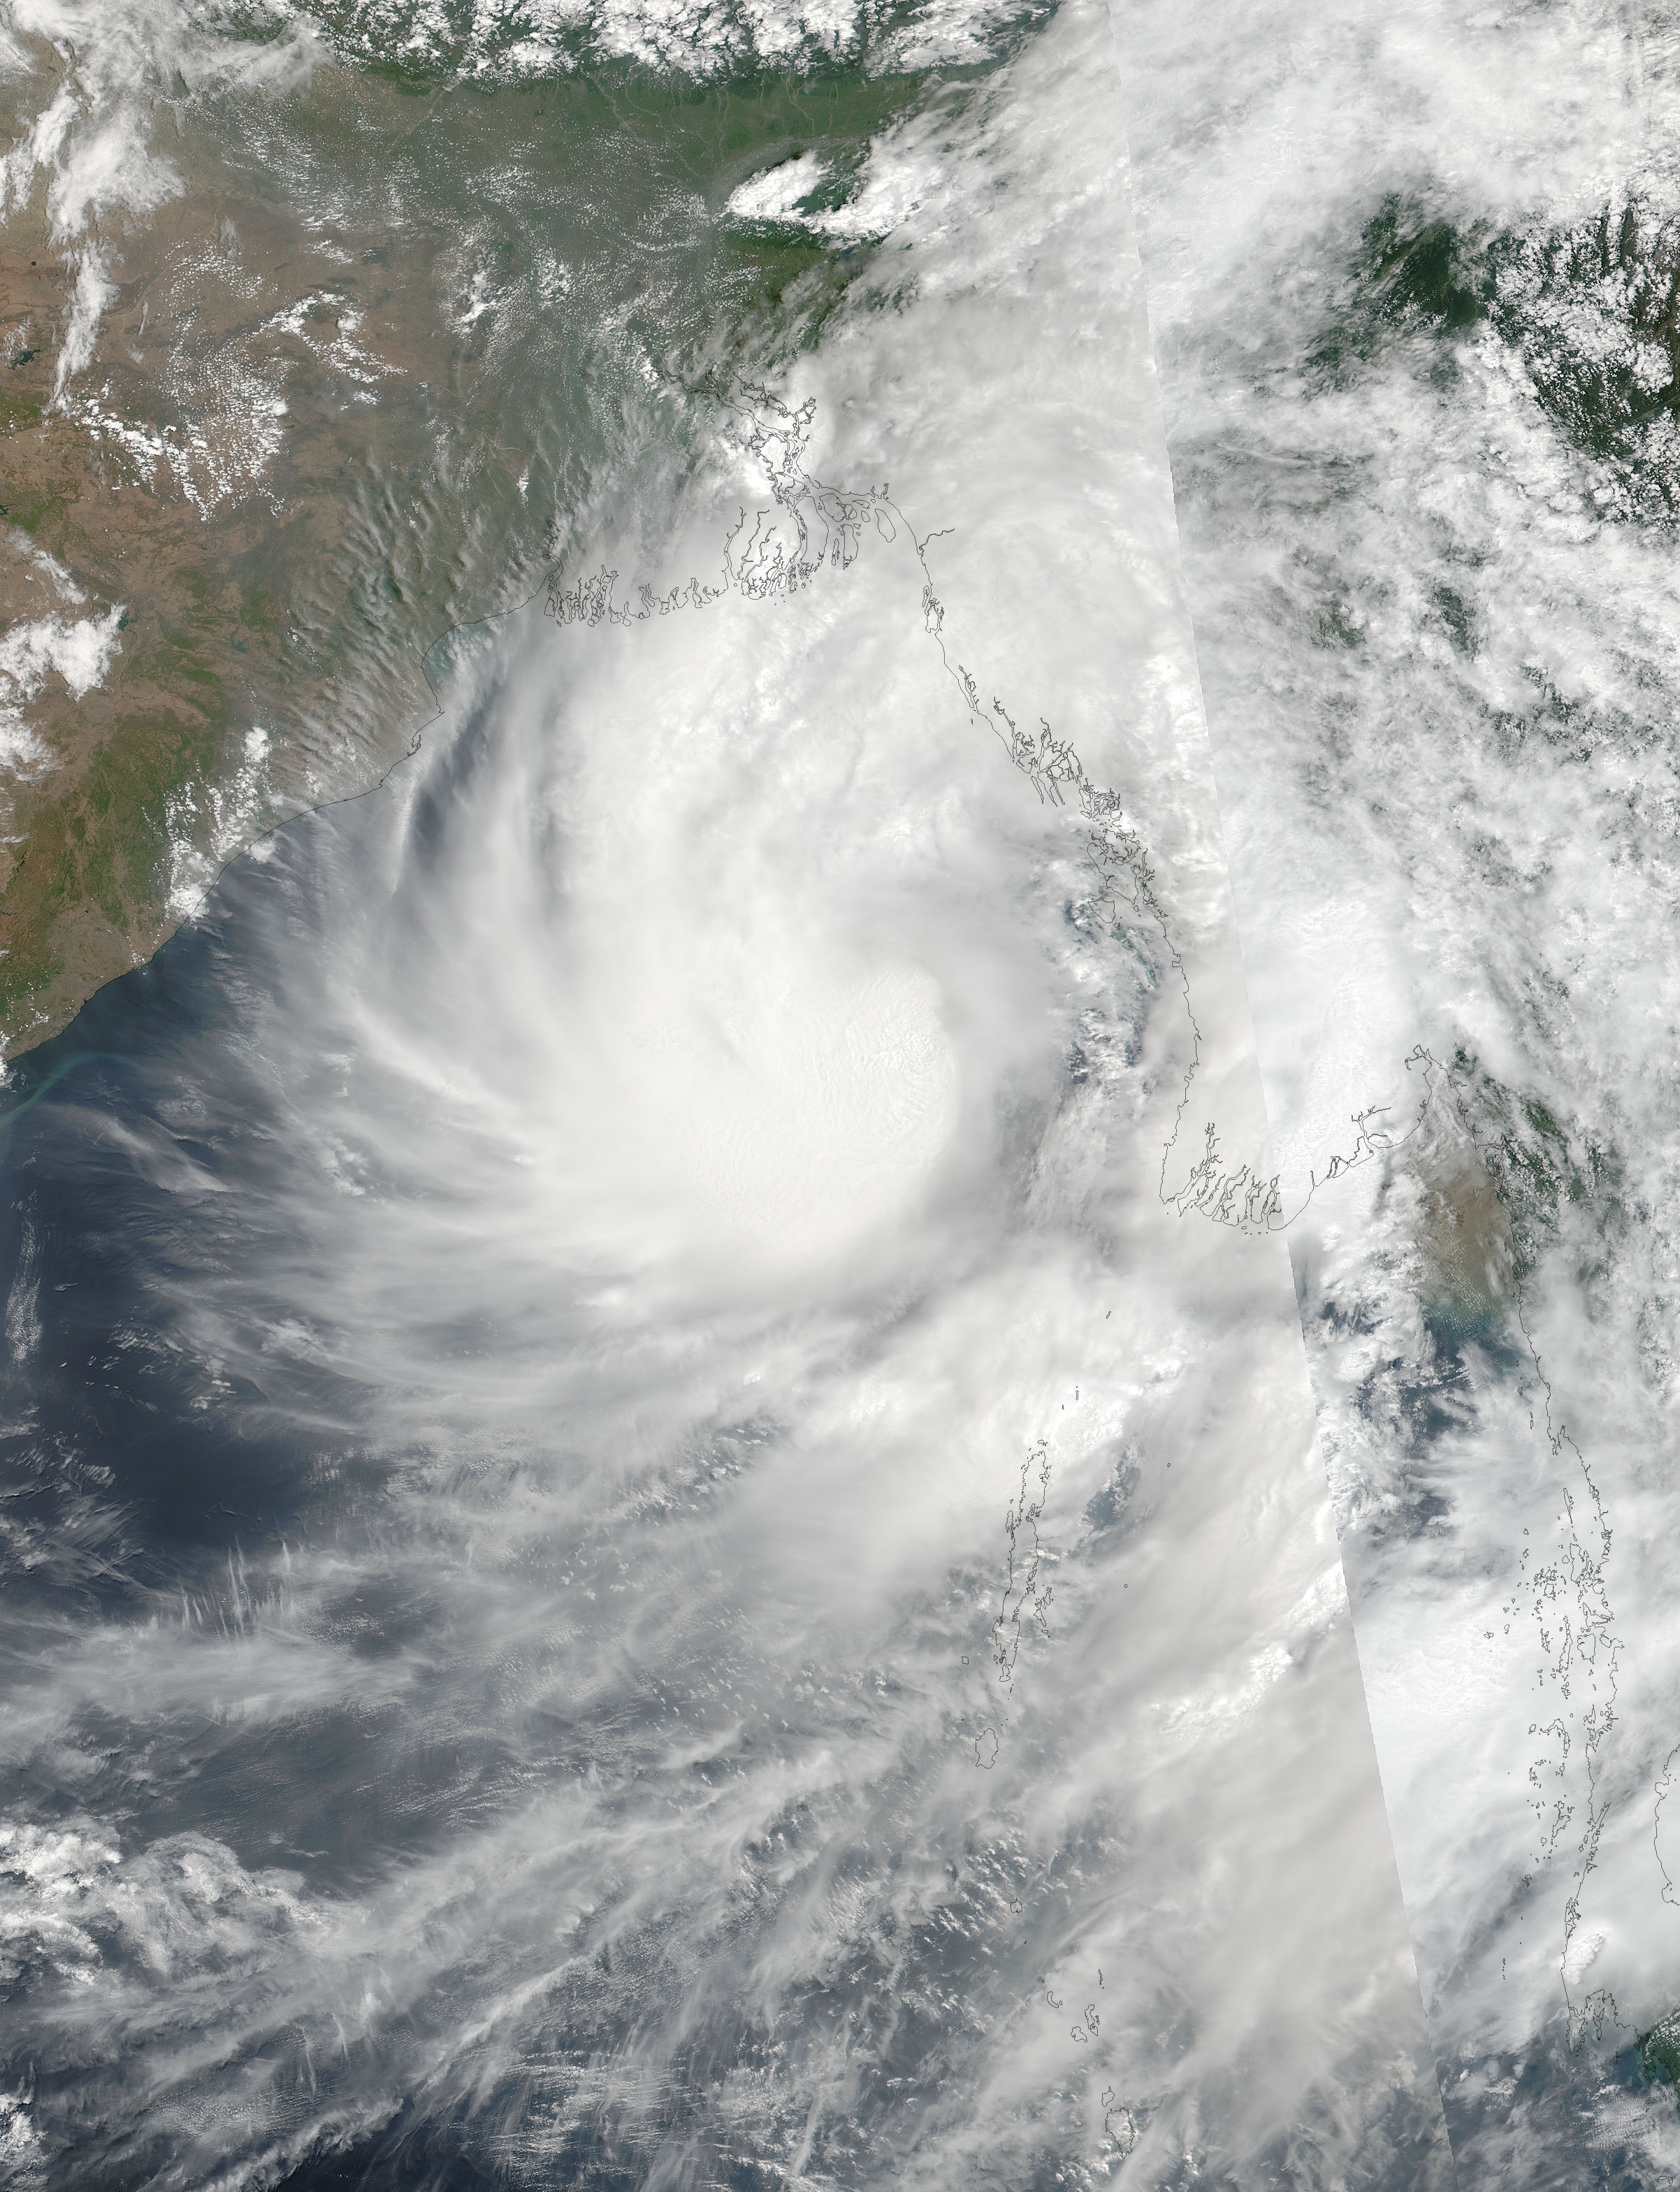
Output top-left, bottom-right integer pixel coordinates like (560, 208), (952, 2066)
(0, 37), (899, 1054)
(0, 178), (521, 1055)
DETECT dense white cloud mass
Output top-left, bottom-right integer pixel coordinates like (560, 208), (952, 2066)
(0, 1), (1454, 2185)
(1111, 0), (1680, 2175)
(0, 543), (123, 774)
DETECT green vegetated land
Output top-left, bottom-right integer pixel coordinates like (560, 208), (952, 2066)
(1314, 190), (1680, 510)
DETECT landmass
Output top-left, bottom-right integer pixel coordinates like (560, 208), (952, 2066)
(0, 34), (918, 1053)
